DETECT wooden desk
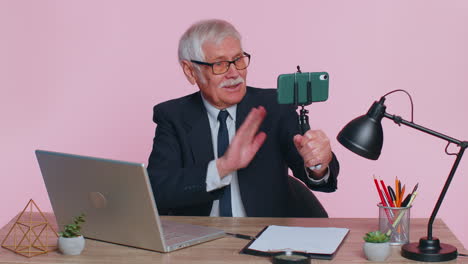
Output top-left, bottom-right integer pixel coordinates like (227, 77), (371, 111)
(0, 213), (465, 263)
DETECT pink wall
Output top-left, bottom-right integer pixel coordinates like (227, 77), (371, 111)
(2, 0), (467, 250)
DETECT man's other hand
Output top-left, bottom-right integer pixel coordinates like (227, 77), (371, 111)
(293, 130), (332, 178)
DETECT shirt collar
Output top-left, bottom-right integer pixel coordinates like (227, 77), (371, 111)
(201, 93), (237, 122)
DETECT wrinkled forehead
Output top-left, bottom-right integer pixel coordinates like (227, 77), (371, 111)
(202, 36), (243, 60)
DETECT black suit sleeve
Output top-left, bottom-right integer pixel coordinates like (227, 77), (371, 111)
(147, 105), (220, 213)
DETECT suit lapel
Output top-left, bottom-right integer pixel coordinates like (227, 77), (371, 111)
(236, 87), (254, 129)
(236, 87), (270, 133)
(182, 93), (215, 164)
(235, 88), (266, 216)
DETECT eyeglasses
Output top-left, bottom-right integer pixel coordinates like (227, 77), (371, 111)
(190, 52), (251, 75)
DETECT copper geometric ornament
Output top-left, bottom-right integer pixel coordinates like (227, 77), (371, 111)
(1, 199), (58, 257)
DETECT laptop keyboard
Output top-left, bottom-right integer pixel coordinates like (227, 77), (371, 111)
(161, 218), (226, 247)
(164, 231), (192, 241)
(162, 222), (197, 242)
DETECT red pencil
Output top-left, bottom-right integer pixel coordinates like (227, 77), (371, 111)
(373, 176), (387, 207)
(380, 179), (395, 207)
(373, 176), (394, 224)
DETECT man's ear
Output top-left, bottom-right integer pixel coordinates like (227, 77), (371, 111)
(181, 60), (197, 85)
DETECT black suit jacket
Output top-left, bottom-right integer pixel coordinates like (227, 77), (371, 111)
(147, 87), (339, 217)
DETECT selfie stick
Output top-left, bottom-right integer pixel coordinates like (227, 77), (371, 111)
(295, 66), (321, 170)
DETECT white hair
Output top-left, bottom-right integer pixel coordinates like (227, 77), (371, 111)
(178, 19), (242, 65)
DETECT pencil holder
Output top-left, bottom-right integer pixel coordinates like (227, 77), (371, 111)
(377, 204), (411, 245)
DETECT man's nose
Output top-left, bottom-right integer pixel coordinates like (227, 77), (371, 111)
(224, 62), (240, 77)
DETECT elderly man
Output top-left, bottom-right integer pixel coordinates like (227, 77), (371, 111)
(147, 19), (339, 217)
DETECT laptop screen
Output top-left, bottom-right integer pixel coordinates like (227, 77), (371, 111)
(36, 150), (167, 251)
(36, 149), (225, 253)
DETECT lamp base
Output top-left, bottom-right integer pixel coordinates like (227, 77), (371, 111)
(401, 237), (457, 262)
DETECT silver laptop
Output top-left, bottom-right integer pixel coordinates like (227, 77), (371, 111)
(35, 149), (225, 252)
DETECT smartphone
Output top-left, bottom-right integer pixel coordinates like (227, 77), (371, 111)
(277, 72), (329, 105)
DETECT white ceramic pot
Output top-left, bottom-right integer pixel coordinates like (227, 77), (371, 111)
(58, 235), (85, 255)
(363, 242), (390, 261)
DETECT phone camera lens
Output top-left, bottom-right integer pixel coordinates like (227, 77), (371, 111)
(320, 74), (328, 80)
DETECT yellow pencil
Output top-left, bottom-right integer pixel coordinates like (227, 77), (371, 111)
(386, 192), (418, 236)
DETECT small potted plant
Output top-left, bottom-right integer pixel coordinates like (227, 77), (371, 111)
(363, 230), (391, 261)
(58, 213), (86, 255)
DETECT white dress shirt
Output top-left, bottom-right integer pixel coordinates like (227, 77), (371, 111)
(201, 96), (329, 217)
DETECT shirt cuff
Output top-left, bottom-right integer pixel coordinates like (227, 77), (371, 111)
(206, 159), (232, 192)
(306, 166), (330, 185)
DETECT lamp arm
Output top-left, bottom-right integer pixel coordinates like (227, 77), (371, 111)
(383, 112), (468, 240)
(383, 113), (462, 145)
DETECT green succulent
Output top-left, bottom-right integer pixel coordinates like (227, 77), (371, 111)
(59, 213), (86, 238)
(363, 231), (390, 243)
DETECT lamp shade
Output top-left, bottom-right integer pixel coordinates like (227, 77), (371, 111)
(337, 99), (387, 160)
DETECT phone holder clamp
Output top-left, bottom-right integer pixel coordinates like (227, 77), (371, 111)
(295, 66), (321, 170)
(294, 66), (312, 135)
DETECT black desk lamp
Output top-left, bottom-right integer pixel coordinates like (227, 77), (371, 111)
(337, 90), (467, 262)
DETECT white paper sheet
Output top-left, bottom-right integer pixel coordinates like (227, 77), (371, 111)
(248, 225), (349, 255)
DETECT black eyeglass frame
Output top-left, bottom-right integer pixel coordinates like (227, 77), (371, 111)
(190, 52), (251, 75)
